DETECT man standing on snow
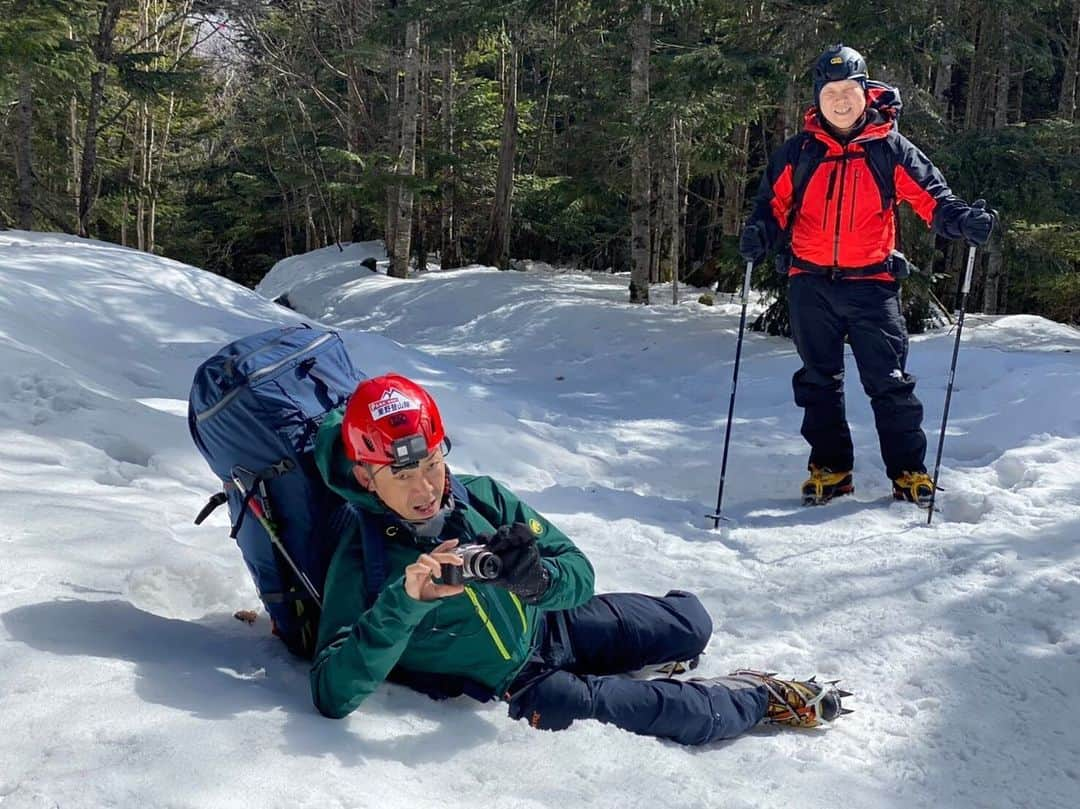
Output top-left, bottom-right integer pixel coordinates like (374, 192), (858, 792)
(309, 373), (849, 743)
(738, 44), (995, 507)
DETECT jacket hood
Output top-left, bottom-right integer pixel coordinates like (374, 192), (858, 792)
(805, 80), (901, 144)
(315, 406), (386, 512)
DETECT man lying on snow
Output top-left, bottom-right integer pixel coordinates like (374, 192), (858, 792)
(309, 373), (851, 745)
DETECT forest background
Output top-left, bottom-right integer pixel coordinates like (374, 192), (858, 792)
(2, 0), (1078, 327)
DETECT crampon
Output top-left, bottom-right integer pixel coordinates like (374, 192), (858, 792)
(801, 465), (854, 507)
(727, 669), (854, 727)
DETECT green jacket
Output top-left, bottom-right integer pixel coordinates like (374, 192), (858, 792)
(310, 408), (596, 719)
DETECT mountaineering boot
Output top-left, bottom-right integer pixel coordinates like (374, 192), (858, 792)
(801, 465), (854, 506)
(892, 471), (935, 507)
(723, 669), (853, 727)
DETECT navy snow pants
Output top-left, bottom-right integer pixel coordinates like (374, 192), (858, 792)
(505, 591), (767, 745)
(788, 274), (927, 480)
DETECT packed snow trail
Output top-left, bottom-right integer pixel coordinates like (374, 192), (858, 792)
(0, 233), (1076, 809)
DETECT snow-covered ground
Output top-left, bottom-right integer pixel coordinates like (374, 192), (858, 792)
(2, 231), (1078, 809)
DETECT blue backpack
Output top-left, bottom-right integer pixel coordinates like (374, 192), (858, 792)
(188, 324), (364, 658)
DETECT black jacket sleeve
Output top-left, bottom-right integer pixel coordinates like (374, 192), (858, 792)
(891, 132), (969, 238)
(746, 135), (806, 252)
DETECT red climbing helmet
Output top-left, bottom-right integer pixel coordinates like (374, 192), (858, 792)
(342, 374), (447, 468)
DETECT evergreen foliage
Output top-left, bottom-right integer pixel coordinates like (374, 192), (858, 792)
(0, 0), (1077, 323)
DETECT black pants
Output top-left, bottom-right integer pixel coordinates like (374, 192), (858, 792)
(788, 274), (927, 480)
(505, 591), (767, 745)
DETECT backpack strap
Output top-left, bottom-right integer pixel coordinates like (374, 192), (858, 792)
(350, 506), (392, 606)
(781, 134), (828, 250)
(448, 474), (471, 508)
(324, 500), (389, 608)
(863, 135), (898, 213)
(862, 132), (902, 250)
(789, 135), (822, 219)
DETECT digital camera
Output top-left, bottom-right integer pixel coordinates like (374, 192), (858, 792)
(440, 544), (501, 586)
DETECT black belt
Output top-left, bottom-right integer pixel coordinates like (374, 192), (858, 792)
(791, 255), (891, 279)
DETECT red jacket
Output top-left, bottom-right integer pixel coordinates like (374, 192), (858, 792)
(749, 84), (968, 281)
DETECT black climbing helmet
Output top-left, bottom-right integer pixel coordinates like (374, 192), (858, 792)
(813, 44), (868, 103)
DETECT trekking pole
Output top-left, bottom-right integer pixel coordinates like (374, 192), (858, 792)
(708, 260), (755, 529)
(927, 243), (978, 526)
(232, 472), (323, 606)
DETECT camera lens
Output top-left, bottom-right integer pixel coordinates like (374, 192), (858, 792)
(459, 545), (502, 580)
(474, 552), (501, 580)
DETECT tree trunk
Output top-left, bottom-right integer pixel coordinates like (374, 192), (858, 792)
(998, 252), (1011, 313)
(721, 124), (749, 236)
(678, 150), (688, 283)
(147, 6), (191, 255)
(982, 229), (1005, 314)
(932, 0), (956, 117)
(782, 78), (798, 141)
(78, 0), (123, 237)
(135, 0), (150, 252)
(1061, 0), (1080, 120)
(413, 43), (430, 272)
(385, 35), (401, 264)
(390, 19), (420, 278)
(964, 11), (989, 130)
(534, 0), (560, 169)
(137, 101), (149, 251)
(993, 12), (1010, 128)
(628, 4), (651, 304)
(305, 195), (315, 253)
(440, 46), (462, 268)
(702, 172), (721, 261)
(282, 190), (293, 257)
(70, 90), (80, 230)
(342, 0), (372, 239)
(650, 162), (662, 283)
(479, 30), (518, 270)
(670, 117), (680, 303)
(933, 52), (955, 111)
(1014, 60), (1024, 121)
(15, 66), (34, 230)
(122, 120), (137, 246)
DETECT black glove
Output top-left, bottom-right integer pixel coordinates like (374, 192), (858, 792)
(738, 222), (767, 263)
(959, 199), (995, 246)
(486, 523), (551, 604)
